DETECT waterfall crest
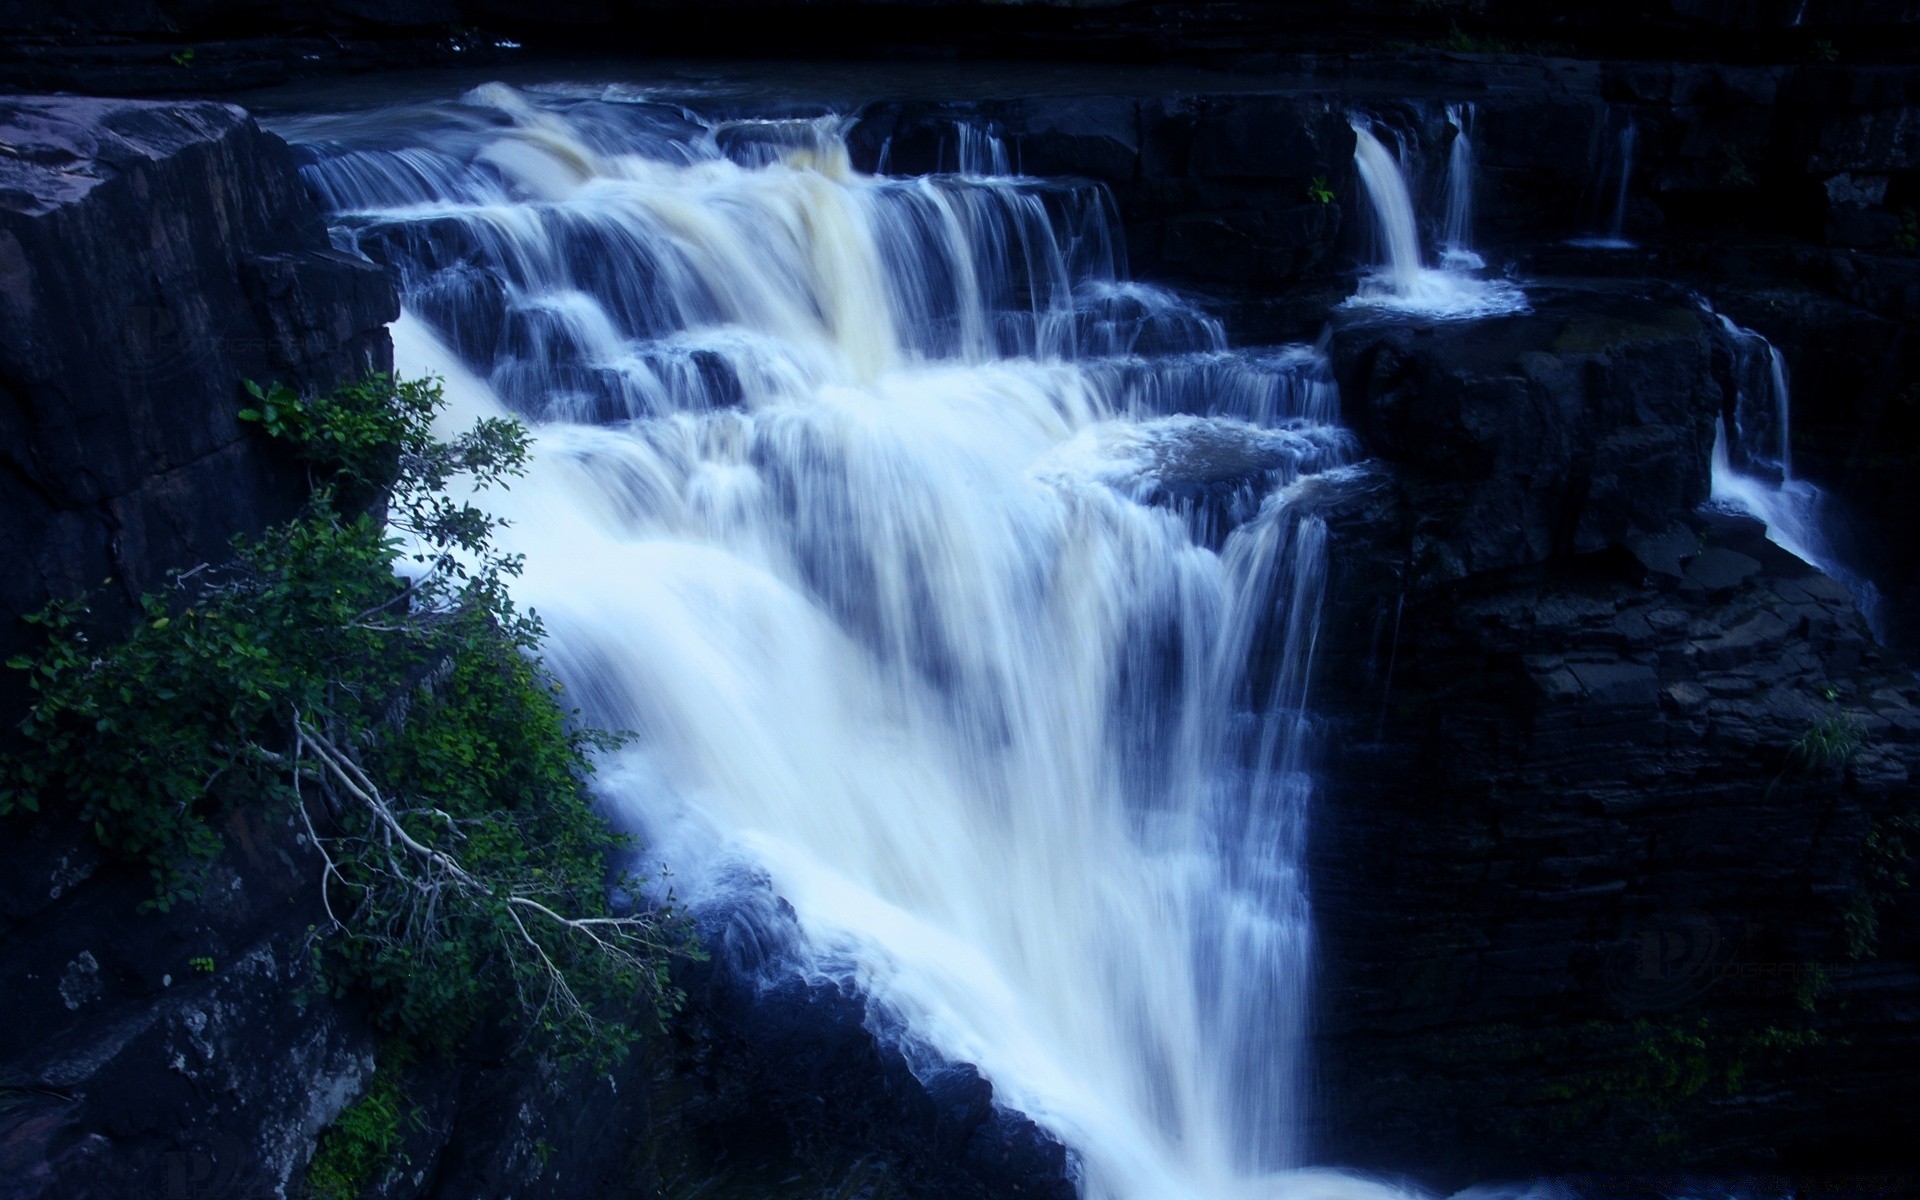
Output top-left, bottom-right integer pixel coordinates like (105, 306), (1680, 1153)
(280, 83), (1399, 1200)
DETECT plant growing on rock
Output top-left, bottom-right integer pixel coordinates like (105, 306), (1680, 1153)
(1788, 710), (1865, 775)
(1, 374), (685, 1064)
(305, 1042), (413, 1200)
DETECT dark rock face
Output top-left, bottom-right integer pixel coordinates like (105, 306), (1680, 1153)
(645, 888), (1076, 1200)
(0, 810), (375, 1200)
(0, 96), (396, 719)
(1329, 290), (1723, 580)
(847, 92), (1355, 343)
(1303, 295), (1920, 1184)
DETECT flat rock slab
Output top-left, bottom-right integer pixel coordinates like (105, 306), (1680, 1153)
(1683, 546), (1762, 594)
(1566, 660), (1661, 708)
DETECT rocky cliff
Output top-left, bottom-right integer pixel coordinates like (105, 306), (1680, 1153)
(0, 94), (394, 1200)
(1304, 294), (1920, 1185)
(0, 97), (395, 716)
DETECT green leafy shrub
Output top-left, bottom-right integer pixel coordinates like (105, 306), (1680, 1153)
(2, 373), (685, 1064)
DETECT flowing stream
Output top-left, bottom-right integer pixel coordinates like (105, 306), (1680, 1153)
(278, 82), (1400, 1200)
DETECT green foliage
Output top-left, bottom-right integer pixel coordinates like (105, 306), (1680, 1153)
(1845, 810), (1919, 959)
(1789, 710), (1865, 775)
(1467, 1011), (1827, 1156)
(305, 1043), (412, 1200)
(1306, 176), (1336, 206)
(3, 373), (684, 1064)
(1811, 38), (1840, 64)
(1437, 21), (1501, 52)
(1894, 208), (1918, 252)
(189, 955), (216, 974)
(169, 47), (195, 68)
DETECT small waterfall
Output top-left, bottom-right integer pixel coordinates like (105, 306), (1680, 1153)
(1347, 116), (1525, 319)
(1570, 114), (1637, 249)
(1351, 120), (1425, 292)
(1439, 104), (1483, 270)
(1710, 314), (1884, 637)
(280, 84), (1408, 1200)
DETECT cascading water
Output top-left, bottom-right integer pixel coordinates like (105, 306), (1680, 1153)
(1439, 104), (1483, 270)
(1346, 115), (1525, 319)
(278, 82), (1404, 1200)
(1709, 313), (1885, 639)
(1570, 113), (1637, 249)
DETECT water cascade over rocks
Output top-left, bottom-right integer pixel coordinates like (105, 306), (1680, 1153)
(1570, 112), (1638, 249)
(1346, 116), (1526, 320)
(1709, 313), (1886, 639)
(279, 83), (1404, 1200)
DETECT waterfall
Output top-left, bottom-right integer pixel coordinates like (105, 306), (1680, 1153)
(1439, 104), (1482, 270)
(1570, 114), (1636, 249)
(1347, 116), (1525, 319)
(279, 83), (1406, 1200)
(1709, 314), (1884, 638)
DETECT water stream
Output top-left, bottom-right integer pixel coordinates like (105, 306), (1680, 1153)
(278, 81), (1402, 1200)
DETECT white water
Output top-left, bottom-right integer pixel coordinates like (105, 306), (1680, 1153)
(283, 83), (1412, 1200)
(1346, 117), (1525, 319)
(1708, 314), (1885, 638)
